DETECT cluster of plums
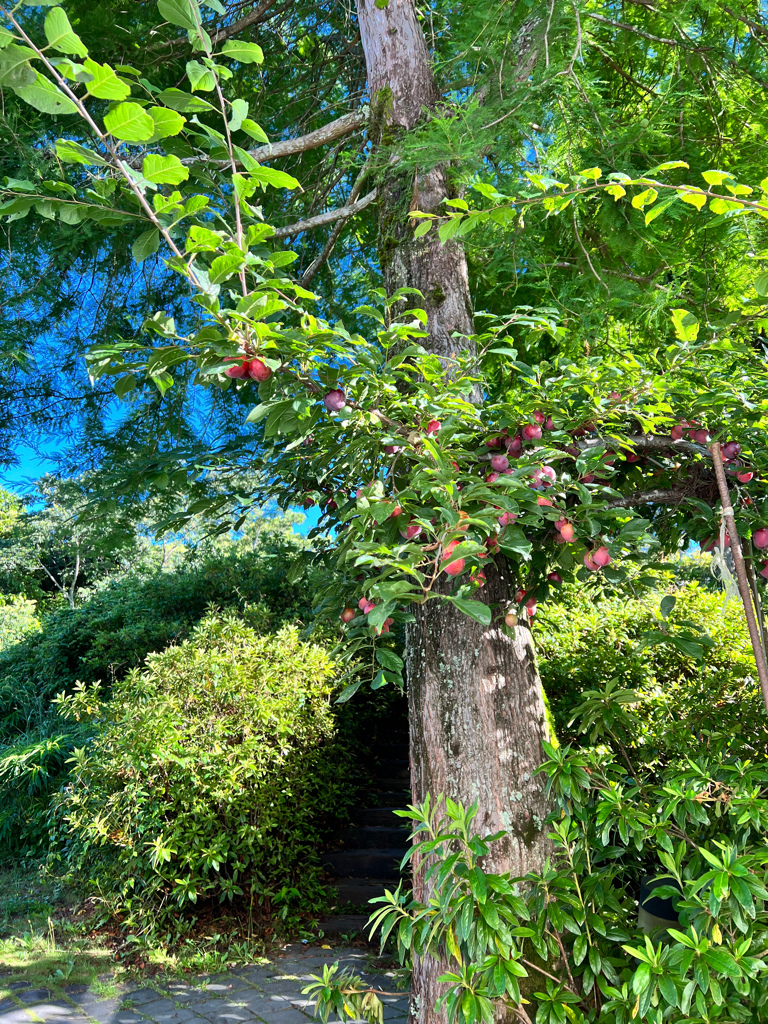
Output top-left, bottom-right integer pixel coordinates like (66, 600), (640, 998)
(225, 357), (272, 381)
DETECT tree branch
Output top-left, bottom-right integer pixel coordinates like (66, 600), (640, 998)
(584, 12), (678, 46)
(300, 160), (373, 285)
(605, 484), (717, 509)
(210, 0), (281, 43)
(271, 188), (377, 239)
(177, 109), (369, 169)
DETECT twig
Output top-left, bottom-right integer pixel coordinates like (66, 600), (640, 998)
(572, 208), (609, 291)
(710, 441), (768, 713)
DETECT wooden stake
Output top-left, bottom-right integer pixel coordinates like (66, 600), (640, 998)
(710, 442), (768, 714)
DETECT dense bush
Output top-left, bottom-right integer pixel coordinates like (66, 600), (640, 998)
(326, 677), (768, 1024)
(51, 613), (355, 934)
(534, 581), (762, 753)
(0, 527), (314, 739)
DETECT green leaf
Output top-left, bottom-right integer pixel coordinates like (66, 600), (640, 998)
(755, 272), (768, 298)
(44, 8), (87, 56)
(375, 649), (404, 672)
(14, 73), (78, 115)
(239, 118), (269, 143)
(83, 58), (130, 100)
(678, 188), (707, 211)
(670, 307), (699, 341)
(220, 39), (264, 63)
(0, 28), (15, 49)
(148, 106), (186, 139)
(645, 196), (678, 225)
(132, 228), (160, 263)
(228, 98), (248, 132)
(660, 595), (676, 619)
(450, 598), (491, 625)
(208, 253), (244, 283)
(247, 166), (300, 190)
(632, 187), (658, 210)
(142, 154), (189, 186)
(114, 373), (137, 398)
(701, 169), (732, 186)
(156, 88), (214, 113)
(0, 45), (37, 88)
(157, 0), (198, 31)
(104, 102), (155, 142)
(186, 59), (215, 92)
(413, 219), (432, 238)
(55, 138), (108, 167)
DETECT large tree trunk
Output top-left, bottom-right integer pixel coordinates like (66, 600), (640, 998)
(355, 3), (552, 1023)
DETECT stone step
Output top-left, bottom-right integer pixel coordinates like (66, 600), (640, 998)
(357, 807), (406, 826)
(341, 825), (409, 849)
(318, 913), (371, 936)
(329, 876), (405, 907)
(323, 848), (406, 878)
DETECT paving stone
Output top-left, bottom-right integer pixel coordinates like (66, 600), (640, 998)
(0, 1005), (17, 1015)
(0, 1011), (38, 1024)
(23, 1006), (78, 1020)
(61, 991), (88, 1000)
(84, 1000), (124, 1024)
(114, 1015), (144, 1024)
(123, 992), (164, 1008)
(8, 986), (30, 993)
(17, 994), (53, 1007)
(132, 1000), (178, 1016)
(252, 1012), (313, 1024)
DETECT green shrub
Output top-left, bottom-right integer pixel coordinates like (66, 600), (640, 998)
(0, 595), (39, 650)
(51, 612), (354, 933)
(0, 532), (314, 739)
(534, 581), (763, 755)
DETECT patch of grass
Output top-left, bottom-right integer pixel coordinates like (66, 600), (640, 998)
(0, 863), (275, 994)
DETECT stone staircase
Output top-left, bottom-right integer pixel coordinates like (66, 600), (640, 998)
(319, 742), (411, 936)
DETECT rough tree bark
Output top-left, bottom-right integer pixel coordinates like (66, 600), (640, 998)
(355, 3), (553, 1023)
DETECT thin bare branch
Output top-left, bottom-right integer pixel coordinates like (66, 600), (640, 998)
(584, 12), (678, 46)
(271, 188), (377, 239)
(177, 109), (368, 169)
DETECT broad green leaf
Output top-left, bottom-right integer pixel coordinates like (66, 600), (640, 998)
(220, 39), (264, 63)
(156, 88), (214, 113)
(55, 138), (108, 167)
(142, 154), (189, 186)
(228, 98), (248, 132)
(678, 189), (707, 211)
(755, 272), (768, 298)
(645, 196), (678, 225)
(83, 58), (130, 100)
(701, 169), (732, 186)
(631, 187), (658, 210)
(239, 118), (269, 143)
(186, 59), (215, 91)
(605, 184), (626, 201)
(647, 159), (689, 173)
(0, 44), (37, 88)
(247, 166), (299, 190)
(208, 252), (245, 283)
(14, 73), (78, 115)
(58, 204), (84, 224)
(115, 373), (137, 398)
(44, 8), (87, 57)
(132, 228), (160, 263)
(670, 308), (699, 342)
(148, 106), (186, 139)
(375, 648), (404, 672)
(0, 28), (16, 49)
(450, 598), (491, 626)
(157, 0), (198, 31)
(104, 102), (155, 142)
(414, 220), (432, 238)
(578, 166), (602, 181)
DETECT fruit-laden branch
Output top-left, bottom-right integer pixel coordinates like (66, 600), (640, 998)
(581, 434), (708, 458)
(271, 188), (377, 239)
(176, 109), (369, 169)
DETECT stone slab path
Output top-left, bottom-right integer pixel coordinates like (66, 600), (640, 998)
(0, 947), (409, 1024)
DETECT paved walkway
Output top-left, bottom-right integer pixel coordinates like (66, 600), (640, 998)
(0, 947), (409, 1024)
